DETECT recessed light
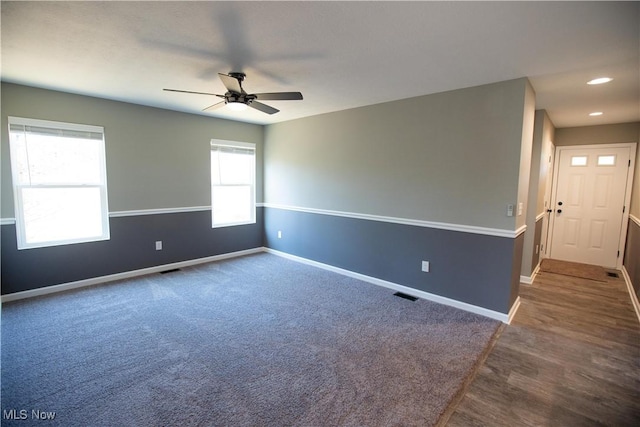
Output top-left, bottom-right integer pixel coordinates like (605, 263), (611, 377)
(589, 112), (603, 116)
(587, 77), (613, 85)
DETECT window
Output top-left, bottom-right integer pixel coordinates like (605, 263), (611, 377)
(210, 139), (256, 227)
(597, 155), (616, 166)
(8, 117), (110, 249)
(571, 156), (588, 166)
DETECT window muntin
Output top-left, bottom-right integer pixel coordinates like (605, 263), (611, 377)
(8, 117), (110, 249)
(210, 140), (256, 227)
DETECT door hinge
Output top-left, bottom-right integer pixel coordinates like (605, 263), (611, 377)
(623, 205), (626, 213)
(617, 250), (620, 258)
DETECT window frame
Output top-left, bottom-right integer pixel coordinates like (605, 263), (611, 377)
(210, 139), (256, 228)
(8, 116), (110, 250)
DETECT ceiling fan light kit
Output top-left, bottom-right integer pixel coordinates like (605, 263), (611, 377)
(226, 101), (249, 111)
(164, 72), (303, 115)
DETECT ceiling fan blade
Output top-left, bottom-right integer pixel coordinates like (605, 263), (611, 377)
(218, 73), (243, 93)
(249, 101), (279, 115)
(202, 101), (226, 112)
(254, 92), (303, 101)
(164, 88), (223, 97)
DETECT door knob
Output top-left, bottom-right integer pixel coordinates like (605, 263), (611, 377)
(558, 201), (563, 206)
(557, 209), (562, 213)
(546, 209), (553, 213)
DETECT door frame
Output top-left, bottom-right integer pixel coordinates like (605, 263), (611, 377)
(539, 139), (555, 259)
(547, 142), (637, 269)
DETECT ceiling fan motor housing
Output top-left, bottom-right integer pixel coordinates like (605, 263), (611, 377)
(225, 92), (256, 106)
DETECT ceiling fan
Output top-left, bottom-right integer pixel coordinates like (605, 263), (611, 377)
(164, 72), (303, 115)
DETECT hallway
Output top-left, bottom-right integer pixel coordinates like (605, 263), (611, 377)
(444, 261), (640, 426)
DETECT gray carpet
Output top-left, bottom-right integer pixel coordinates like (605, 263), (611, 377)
(2, 253), (499, 426)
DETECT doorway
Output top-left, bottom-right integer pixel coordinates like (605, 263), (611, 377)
(547, 143), (636, 269)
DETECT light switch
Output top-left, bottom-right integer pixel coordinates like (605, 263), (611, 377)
(506, 204), (514, 217)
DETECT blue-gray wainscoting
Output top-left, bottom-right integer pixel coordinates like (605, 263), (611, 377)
(264, 207), (522, 315)
(1, 209), (264, 295)
(624, 217), (640, 301)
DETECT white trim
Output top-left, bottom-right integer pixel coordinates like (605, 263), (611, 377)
(520, 263), (540, 285)
(0, 247), (263, 303)
(536, 212), (546, 222)
(264, 248), (512, 323)
(7, 205), (267, 221)
(507, 296), (521, 324)
(8, 116), (104, 134)
(621, 266), (640, 324)
(210, 139), (255, 150)
(630, 214), (640, 227)
(109, 206), (211, 218)
(263, 203), (525, 239)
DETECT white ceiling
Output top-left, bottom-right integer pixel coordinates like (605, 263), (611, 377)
(2, 1), (638, 128)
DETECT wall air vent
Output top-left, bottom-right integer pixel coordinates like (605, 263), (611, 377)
(393, 292), (418, 301)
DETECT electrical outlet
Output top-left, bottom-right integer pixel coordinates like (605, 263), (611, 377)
(421, 261), (430, 272)
(155, 241), (162, 251)
(277, 231), (282, 239)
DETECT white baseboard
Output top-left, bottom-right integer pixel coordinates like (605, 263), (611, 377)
(265, 248), (512, 323)
(520, 263), (540, 285)
(1, 247), (263, 303)
(621, 266), (640, 324)
(507, 296), (521, 324)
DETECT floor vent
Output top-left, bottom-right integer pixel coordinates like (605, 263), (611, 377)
(160, 268), (181, 274)
(394, 292), (418, 301)
(606, 272), (619, 278)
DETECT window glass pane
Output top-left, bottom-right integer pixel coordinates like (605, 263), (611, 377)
(597, 155), (616, 166)
(211, 150), (221, 185)
(21, 187), (104, 244)
(13, 132), (103, 185)
(571, 156), (587, 166)
(218, 151), (253, 184)
(212, 186), (252, 225)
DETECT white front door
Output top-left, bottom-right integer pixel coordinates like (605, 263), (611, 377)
(549, 145), (632, 268)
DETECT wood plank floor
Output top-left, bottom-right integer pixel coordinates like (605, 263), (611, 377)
(442, 263), (640, 426)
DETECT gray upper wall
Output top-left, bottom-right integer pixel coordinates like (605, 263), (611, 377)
(516, 80), (536, 231)
(555, 122), (639, 146)
(264, 78), (534, 231)
(1, 83), (264, 218)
